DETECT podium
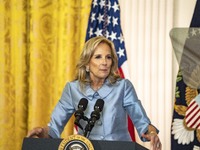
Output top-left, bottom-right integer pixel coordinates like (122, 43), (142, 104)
(22, 137), (148, 150)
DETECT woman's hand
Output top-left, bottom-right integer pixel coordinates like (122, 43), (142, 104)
(26, 126), (50, 138)
(142, 132), (162, 150)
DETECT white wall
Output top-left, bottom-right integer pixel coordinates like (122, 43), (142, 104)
(173, 0), (196, 27)
(119, 0), (196, 149)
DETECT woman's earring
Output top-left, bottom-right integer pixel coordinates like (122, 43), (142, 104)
(86, 66), (89, 72)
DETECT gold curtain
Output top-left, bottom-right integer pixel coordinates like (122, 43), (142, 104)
(0, 0), (91, 150)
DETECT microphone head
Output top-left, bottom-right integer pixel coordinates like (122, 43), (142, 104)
(94, 99), (104, 112)
(78, 98), (88, 111)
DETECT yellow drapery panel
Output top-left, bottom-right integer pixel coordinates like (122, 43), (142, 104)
(0, 0), (91, 150)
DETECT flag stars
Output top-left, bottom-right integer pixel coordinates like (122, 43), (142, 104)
(94, 28), (103, 36)
(117, 48), (125, 58)
(107, 16), (111, 25)
(97, 14), (104, 23)
(109, 31), (117, 41)
(89, 28), (93, 37)
(191, 28), (197, 36)
(118, 34), (124, 43)
(99, 0), (105, 9)
(86, 0), (127, 67)
(106, 31), (110, 39)
(112, 2), (119, 12)
(91, 13), (96, 23)
(92, 0), (98, 8)
(107, 1), (112, 10)
(112, 17), (118, 27)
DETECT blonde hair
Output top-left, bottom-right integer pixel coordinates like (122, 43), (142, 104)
(75, 36), (121, 90)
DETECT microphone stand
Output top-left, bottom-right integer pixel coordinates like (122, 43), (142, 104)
(83, 118), (95, 138)
(83, 99), (104, 138)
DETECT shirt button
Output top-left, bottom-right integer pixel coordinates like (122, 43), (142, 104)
(94, 92), (99, 96)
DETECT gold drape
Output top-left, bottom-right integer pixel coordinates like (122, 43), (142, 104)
(0, 0), (91, 150)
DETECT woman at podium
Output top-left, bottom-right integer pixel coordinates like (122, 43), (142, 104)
(27, 36), (162, 150)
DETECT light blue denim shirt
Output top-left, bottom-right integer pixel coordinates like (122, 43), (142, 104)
(48, 79), (155, 141)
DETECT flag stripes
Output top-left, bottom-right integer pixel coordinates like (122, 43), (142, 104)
(185, 99), (200, 129)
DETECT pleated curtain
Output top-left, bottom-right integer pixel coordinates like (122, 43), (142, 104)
(0, 1), (91, 149)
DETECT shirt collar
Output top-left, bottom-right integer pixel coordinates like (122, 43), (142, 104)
(83, 79), (113, 101)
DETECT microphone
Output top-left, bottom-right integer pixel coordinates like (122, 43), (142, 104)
(74, 98), (88, 130)
(84, 99), (104, 137)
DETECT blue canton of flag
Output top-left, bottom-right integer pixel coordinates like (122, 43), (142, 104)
(85, 0), (127, 68)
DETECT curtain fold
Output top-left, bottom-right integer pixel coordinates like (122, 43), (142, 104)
(0, 0), (91, 150)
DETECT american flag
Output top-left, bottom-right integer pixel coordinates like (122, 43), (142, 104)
(85, 0), (135, 141)
(171, 0), (200, 149)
